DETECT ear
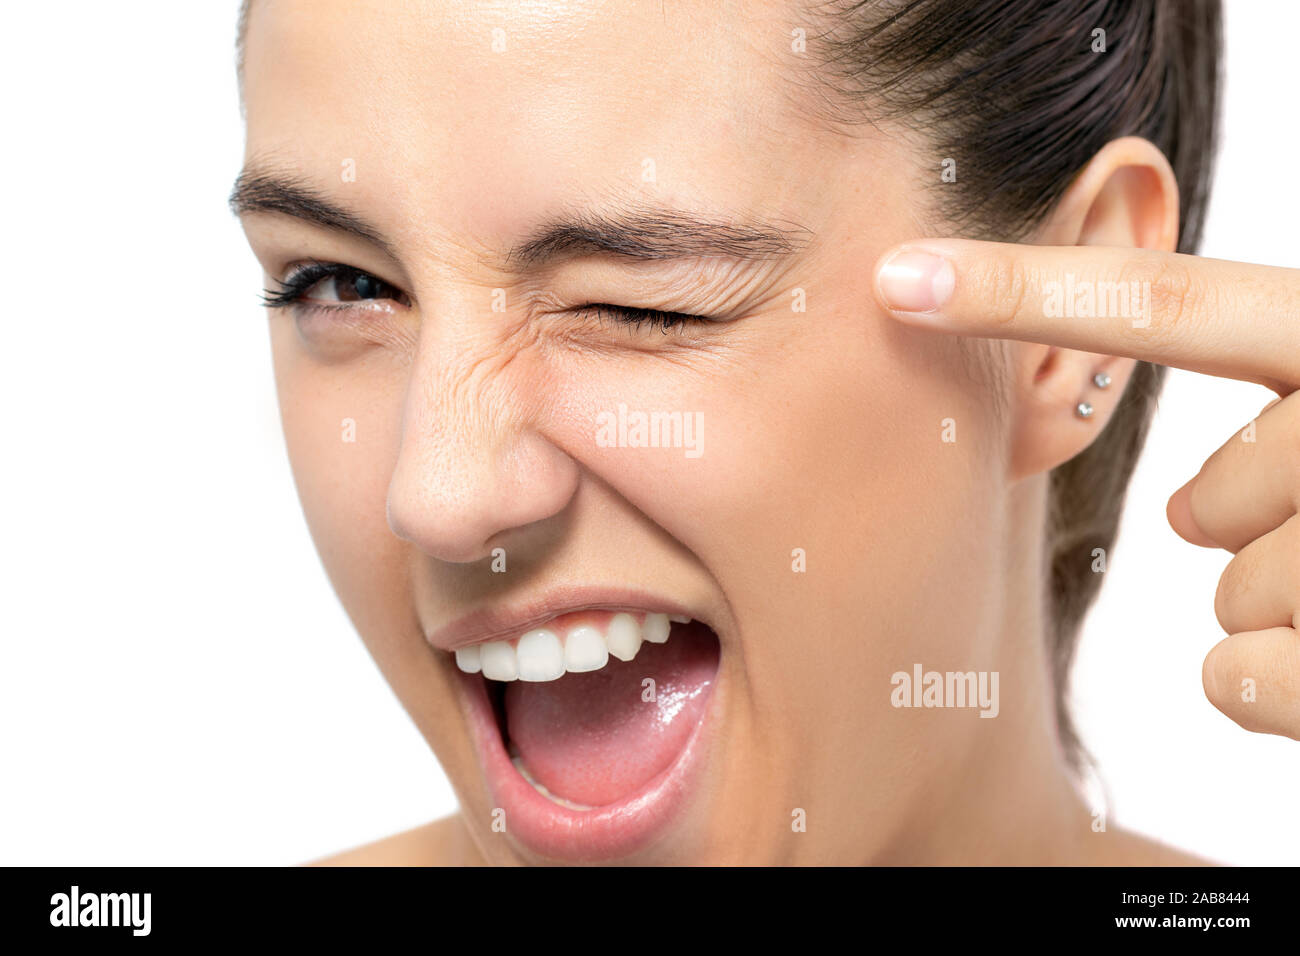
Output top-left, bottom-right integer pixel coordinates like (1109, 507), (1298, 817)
(1007, 136), (1180, 482)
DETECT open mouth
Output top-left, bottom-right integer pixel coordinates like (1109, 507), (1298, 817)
(447, 608), (722, 860)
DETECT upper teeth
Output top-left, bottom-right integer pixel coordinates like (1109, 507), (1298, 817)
(455, 612), (689, 682)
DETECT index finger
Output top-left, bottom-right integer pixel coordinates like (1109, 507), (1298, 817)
(872, 239), (1300, 393)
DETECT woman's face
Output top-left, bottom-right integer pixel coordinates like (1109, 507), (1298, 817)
(238, 0), (1016, 863)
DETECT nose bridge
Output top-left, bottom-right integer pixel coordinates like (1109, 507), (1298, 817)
(415, 315), (523, 456)
(386, 290), (578, 564)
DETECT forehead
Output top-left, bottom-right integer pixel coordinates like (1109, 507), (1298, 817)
(240, 0), (847, 252)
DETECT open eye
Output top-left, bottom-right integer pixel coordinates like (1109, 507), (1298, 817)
(262, 262), (411, 310)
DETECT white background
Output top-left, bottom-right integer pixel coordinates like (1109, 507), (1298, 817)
(1, 2), (1296, 865)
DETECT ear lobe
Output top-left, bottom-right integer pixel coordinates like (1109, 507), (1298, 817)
(1007, 347), (1137, 482)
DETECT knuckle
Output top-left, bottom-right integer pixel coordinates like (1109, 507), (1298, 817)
(1124, 257), (1201, 336)
(979, 251), (1029, 327)
(1215, 552), (1259, 629)
(1286, 515), (1300, 605)
(1186, 471), (1218, 540)
(1288, 409), (1300, 489)
(1201, 639), (1234, 708)
(1213, 569), (1235, 631)
(1201, 637), (1255, 728)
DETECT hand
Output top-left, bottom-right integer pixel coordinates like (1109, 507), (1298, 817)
(874, 240), (1300, 739)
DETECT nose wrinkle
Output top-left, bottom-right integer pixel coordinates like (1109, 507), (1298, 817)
(385, 324), (578, 564)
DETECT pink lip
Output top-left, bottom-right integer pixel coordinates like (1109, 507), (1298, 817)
(426, 585), (697, 651)
(451, 646), (721, 862)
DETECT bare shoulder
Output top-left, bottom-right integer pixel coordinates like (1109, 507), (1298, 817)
(304, 814), (481, 867)
(1085, 825), (1217, 866)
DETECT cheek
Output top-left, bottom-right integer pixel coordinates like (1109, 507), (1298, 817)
(269, 292), (1001, 674)
(533, 297), (1006, 792)
(269, 320), (409, 639)
(532, 303), (1003, 609)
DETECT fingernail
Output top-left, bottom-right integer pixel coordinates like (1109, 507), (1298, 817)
(876, 250), (955, 314)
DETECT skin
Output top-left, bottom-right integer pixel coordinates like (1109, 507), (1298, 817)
(876, 240), (1300, 740)
(232, 0), (1291, 865)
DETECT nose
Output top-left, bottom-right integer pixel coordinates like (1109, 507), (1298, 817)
(386, 319), (579, 565)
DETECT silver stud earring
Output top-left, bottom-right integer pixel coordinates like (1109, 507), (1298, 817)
(1076, 401), (1094, 419)
(1093, 371), (1112, 389)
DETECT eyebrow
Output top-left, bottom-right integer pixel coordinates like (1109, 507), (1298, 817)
(228, 168), (399, 258)
(229, 167), (813, 268)
(507, 204), (813, 267)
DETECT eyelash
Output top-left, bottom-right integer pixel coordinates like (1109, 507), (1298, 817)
(261, 262), (709, 332)
(260, 261), (408, 311)
(572, 303), (705, 332)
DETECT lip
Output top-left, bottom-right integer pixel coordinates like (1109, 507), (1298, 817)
(434, 588), (722, 862)
(426, 585), (698, 651)
(431, 586), (722, 860)
(454, 660), (719, 862)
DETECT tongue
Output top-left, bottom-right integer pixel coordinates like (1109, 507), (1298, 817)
(504, 621), (719, 807)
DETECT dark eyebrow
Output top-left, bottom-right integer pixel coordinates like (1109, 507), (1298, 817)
(228, 168), (399, 259)
(229, 167), (814, 268)
(507, 204), (813, 267)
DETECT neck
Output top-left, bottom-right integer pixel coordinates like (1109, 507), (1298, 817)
(882, 473), (1096, 864)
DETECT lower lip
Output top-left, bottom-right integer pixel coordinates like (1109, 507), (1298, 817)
(454, 661), (719, 862)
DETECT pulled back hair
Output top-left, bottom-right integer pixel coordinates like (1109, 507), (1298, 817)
(803, 0), (1221, 770)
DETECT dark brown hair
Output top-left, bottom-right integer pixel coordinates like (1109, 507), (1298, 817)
(804, 0), (1221, 769)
